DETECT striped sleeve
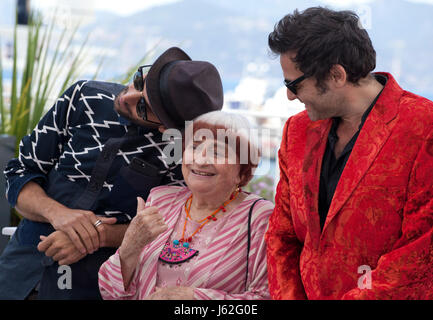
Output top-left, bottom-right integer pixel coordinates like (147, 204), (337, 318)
(98, 249), (140, 300)
(193, 200), (273, 300)
(98, 186), (184, 300)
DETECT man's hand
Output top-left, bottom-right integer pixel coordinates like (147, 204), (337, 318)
(15, 181), (117, 255)
(47, 208), (116, 255)
(37, 215), (117, 264)
(38, 231), (86, 265)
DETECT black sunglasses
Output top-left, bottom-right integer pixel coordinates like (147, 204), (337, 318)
(132, 65), (160, 125)
(284, 75), (306, 95)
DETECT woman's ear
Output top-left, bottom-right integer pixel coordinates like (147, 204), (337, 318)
(237, 172), (246, 189)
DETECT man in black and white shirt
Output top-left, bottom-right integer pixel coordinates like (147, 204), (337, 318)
(0, 47), (223, 299)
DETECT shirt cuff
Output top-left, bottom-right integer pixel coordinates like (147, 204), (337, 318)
(7, 173), (47, 207)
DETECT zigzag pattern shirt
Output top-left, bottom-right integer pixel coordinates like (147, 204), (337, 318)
(4, 80), (184, 228)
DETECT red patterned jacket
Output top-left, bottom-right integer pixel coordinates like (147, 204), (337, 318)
(266, 72), (433, 299)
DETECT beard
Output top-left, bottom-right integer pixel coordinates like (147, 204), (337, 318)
(305, 104), (335, 121)
(113, 87), (135, 120)
(305, 95), (346, 122)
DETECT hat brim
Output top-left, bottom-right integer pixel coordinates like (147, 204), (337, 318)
(146, 47), (191, 128)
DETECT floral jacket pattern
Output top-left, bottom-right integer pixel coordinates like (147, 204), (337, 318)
(266, 72), (433, 300)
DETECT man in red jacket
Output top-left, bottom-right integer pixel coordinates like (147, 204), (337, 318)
(266, 7), (433, 299)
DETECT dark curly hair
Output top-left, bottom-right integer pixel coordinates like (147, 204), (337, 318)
(269, 7), (376, 91)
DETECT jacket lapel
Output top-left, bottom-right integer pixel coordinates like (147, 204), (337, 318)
(321, 73), (401, 234)
(302, 119), (332, 249)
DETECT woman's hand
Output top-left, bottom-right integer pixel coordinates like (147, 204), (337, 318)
(118, 197), (168, 290)
(145, 286), (195, 300)
(119, 197), (167, 259)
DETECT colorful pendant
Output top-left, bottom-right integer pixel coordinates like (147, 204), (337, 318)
(159, 190), (240, 265)
(159, 240), (199, 264)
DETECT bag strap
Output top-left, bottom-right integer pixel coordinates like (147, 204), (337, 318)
(73, 126), (137, 211)
(245, 198), (264, 291)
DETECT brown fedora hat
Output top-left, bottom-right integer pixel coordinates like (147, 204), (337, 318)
(146, 47), (223, 129)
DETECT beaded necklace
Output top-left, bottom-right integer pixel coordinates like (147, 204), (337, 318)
(159, 189), (240, 264)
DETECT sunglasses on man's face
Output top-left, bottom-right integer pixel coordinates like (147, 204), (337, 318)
(284, 74), (307, 95)
(132, 65), (160, 125)
(133, 65), (152, 91)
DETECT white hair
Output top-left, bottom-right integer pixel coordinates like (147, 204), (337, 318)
(192, 111), (259, 149)
(188, 111), (261, 170)
(193, 111), (252, 133)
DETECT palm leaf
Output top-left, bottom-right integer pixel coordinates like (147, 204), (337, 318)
(10, 11), (18, 125)
(17, 14), (40, 137)
(31, 13), (57, 130)
(0, 40), (5, 133)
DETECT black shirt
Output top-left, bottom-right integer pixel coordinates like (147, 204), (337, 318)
(318, 74), (387, 230)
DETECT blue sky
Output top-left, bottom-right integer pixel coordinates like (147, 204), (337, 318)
(32, 0), (433, 16)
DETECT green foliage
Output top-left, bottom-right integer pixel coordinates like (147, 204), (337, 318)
(0, 10), (98, 155)
(0, 8), (157, 226)
(245, 175), (275, 202)
(0, 9), (103, 224)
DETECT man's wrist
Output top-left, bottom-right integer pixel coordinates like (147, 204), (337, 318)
(41, 199), (65, 224)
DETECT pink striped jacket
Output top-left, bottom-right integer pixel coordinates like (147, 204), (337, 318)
(98, 186), (273, 300)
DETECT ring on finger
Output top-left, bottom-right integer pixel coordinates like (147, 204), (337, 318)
(94, 219), (103, 228)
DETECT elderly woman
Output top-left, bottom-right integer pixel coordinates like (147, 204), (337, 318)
(98, 111), (274, 300)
